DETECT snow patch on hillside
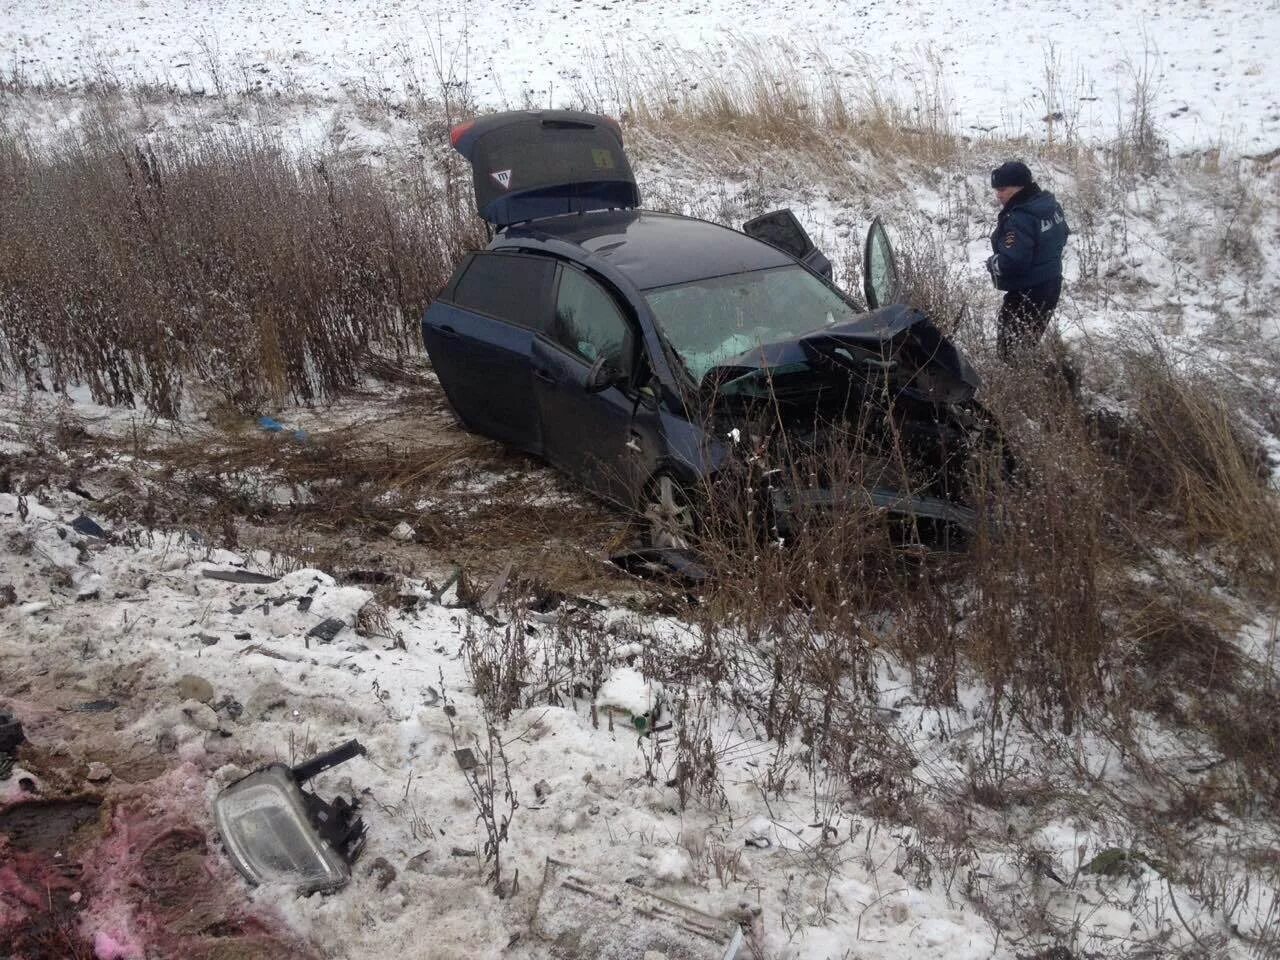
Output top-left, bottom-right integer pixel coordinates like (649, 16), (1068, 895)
(3, 0), (1279, 148)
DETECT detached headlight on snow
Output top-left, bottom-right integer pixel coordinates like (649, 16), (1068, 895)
(214, 739), (367, 894)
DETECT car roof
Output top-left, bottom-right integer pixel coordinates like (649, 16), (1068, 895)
(498, 210), (793, 290)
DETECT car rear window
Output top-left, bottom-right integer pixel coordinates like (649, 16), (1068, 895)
(450, 252), (555, 328)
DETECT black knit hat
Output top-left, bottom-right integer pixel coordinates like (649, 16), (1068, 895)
(991, 160), (1033, 189)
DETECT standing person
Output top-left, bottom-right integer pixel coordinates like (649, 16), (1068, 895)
(985, 161), (1070, 361)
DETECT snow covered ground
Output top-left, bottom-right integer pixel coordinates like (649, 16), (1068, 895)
(2, 3), (1280, 958)
(2, 0), (1279, 149)
(4, 479), (1277, 959)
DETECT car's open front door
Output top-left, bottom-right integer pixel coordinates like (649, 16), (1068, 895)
(863, 216), (901, 309)
(742, 209), (833, 279)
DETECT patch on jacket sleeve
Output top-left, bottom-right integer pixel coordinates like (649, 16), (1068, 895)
(1003, 231), (1017, 248)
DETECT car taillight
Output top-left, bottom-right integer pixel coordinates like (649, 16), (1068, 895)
(449, 120), (476, 148)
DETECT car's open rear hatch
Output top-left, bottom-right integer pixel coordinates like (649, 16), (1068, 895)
(450, 110), (641, 227)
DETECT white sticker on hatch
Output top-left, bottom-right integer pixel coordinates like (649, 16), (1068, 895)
(490, 169), (512, 190)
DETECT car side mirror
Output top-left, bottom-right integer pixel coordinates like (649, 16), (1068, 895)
(584, 355), (620, 393)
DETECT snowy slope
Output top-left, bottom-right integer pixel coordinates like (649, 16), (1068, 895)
(2, 0), (1279, 149)
(4, 484), (1276, 960)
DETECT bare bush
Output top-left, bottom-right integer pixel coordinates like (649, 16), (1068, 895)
(442, 690), (521, 898)
(0, 103), (484, 416)
(1109, 41), (1167, 179)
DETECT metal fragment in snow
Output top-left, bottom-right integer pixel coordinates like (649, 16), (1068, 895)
(532, 858), (743, 960)
(202, 568), (279, 585)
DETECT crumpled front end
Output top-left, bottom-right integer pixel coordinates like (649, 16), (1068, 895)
(699, 305), (995, 546)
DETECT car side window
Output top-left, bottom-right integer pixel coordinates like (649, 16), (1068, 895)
(450, 252), (555, 328)
(550, 268), (633, 377)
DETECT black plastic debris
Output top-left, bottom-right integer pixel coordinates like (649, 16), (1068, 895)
(66, 481), (97, 501)
(214, 739), (368, 893)
(70, 514), (108, 539)
(0, 712), (25, 757)
(201, 568), (280, 585)
(609, 547), (710, 584)
(341, 569), (395, 585)
(307, 618), (346, 643)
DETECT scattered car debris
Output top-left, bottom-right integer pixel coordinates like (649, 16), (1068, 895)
(342, 569), (396, 585)
(389, 521), (415, 542)
(213, 739), (368, 894)
(477, 560), (514, 611)
(609, 547), (710, 584)
(202, 568), (279, 585)
(258, 416), (308, 442)
(70, 513), (108, 539)
(453, 747), (478, 771)
(531, 858), (744, 959)
(306, 618), (346, 643)
(0, 711), (24, 765)
(432, 567), (463, 603)
(68, 699), (119, 713)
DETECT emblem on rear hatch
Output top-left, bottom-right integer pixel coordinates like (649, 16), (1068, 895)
(490, 168), (512, 189)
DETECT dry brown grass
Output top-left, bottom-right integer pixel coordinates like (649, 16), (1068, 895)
(636, 340), (1280, 811)
(1100, 343), (1280, 595)
(571, 40), (963, 168)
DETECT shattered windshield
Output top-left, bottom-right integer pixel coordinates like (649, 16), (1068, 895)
(643, 265), (859, 383)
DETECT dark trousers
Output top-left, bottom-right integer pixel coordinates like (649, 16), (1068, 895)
(997, 277), (1061, 361)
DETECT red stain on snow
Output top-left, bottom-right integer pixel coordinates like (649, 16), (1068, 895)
(1, 762), (316, 960)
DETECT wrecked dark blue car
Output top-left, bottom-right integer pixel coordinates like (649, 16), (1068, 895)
(422, 110), (986, 549)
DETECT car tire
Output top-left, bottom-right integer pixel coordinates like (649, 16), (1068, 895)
(641, 474), (698, 551)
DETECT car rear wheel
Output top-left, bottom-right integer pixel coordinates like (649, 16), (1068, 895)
(642, 475), (697, 550)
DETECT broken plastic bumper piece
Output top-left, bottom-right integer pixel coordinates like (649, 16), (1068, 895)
(214, 739), (367, 893)
(770, 485), (977, 534)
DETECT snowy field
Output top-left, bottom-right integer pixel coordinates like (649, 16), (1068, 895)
(2, 0), (1280, 149)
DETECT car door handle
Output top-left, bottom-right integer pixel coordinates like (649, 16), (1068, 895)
(533, 368), (557, 384)
(436, 324), (459, 339)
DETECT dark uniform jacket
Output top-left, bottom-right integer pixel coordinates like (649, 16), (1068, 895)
(988, 185), (1070, 291)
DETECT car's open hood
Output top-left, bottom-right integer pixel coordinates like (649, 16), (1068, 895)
(703, 304), (980, 405)
(450, 110), (641, 227)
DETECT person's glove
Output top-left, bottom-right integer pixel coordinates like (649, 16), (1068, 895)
(985, 254), (1001, 287)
